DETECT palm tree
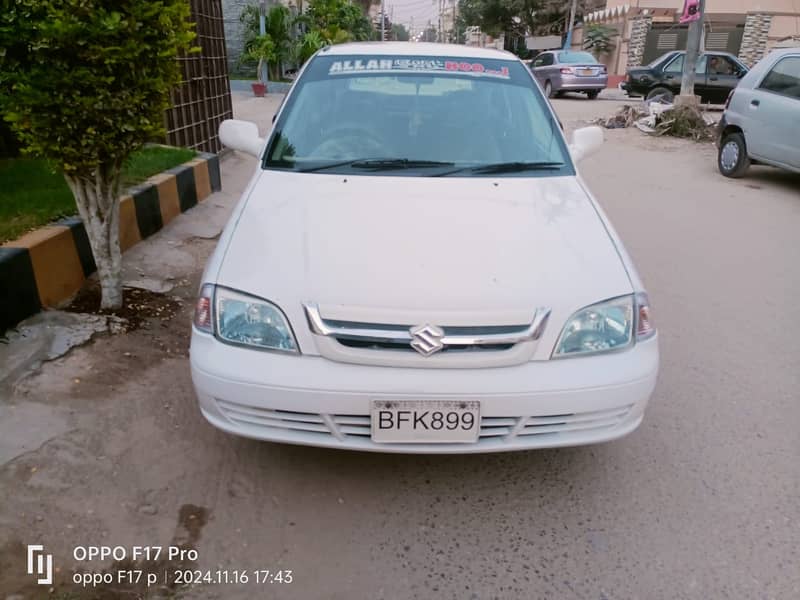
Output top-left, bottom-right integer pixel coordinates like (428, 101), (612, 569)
(241, 4), (293, 81)
(263, 5), (293, 80)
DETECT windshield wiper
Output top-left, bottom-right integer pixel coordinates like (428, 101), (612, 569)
(468, 161), (565, 174)
(298, 158), (454, 173)
(350, 158), (455, 169)
(433, 161), (565, 177)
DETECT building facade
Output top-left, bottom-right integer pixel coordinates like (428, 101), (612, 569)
(574, 0), (800, 82)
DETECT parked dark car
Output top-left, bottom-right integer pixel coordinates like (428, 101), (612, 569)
(529, 50), (608, 99)
(621, 50), (749, 103)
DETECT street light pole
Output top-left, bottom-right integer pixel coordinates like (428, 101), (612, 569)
(680, 0), (706, 100)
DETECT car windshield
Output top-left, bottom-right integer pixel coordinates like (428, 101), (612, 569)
(263, 54), (573, 177)
(558, 51), (598, 64)
(647, 52), (678, 68)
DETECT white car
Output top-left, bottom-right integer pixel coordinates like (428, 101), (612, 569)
(190, 42), (659, 453)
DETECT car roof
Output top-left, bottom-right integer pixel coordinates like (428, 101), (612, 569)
(321, 42), (516, 61)
(765, 46), (800, 57)
(737, 46), (800, 88)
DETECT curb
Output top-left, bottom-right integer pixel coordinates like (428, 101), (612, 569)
(0, 152), (221, 332)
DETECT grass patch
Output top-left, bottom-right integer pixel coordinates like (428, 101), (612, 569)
(121, 145), (196, 187)
(0, 146), (195, 243)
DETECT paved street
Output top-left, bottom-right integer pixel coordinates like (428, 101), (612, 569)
(1, 92), (798, 599)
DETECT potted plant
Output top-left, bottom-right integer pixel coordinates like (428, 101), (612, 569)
(243, 34), (276, 97)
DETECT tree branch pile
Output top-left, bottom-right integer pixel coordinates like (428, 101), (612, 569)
(595, 102), (716, 141)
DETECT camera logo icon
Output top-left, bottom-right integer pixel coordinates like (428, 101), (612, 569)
(27, 544), (53, 585)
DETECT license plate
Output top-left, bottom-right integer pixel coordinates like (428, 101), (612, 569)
(371, 400), (480, 444)
(579, 68), (595, 76)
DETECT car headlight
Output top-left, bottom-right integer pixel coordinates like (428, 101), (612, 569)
(193, 284), (298, 353)
(553, 295), (635, 357)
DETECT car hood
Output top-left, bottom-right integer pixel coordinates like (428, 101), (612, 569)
(217, 171), (632, 326)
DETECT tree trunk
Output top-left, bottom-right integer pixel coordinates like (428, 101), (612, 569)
(64, 167), (123, 310)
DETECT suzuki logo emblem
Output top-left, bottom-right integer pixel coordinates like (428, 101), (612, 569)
(409, 324), (445, 356)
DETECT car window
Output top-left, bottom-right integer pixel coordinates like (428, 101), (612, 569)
(558, 51), (598, 64)
(695, 55), (707, 74)
(646, 52), (675, 68)
(663, 54), (706, 74)
(264, 55), (573, 177)
(664, 55), (684, 73)
(534, 53), (553, 67)
(759, 56), (800, 99)
(708, 55), (737, 75)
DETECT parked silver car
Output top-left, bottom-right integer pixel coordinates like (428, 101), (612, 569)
(717, 47), (800, 177)
(530, 50), (608, 99)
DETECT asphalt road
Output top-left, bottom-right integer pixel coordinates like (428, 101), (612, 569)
(0, 93), (798, 600)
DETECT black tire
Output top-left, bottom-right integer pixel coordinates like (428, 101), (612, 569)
(544, 80), (555, 98)
(646, 86), (674, 103)
(587, 90), (600, 100)
(718, 132), (750, 178)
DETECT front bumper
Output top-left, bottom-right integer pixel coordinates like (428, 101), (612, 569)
(190, 331), (659, 453)
(716, 114), (729, 147)
(619, 81), (642, 97)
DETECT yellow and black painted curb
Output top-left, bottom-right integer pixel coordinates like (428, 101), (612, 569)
(0, 152), (220, 332)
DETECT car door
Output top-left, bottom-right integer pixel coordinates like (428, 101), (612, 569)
(745, 55), (800, 169)
(660, 53), (685, 93)
(531, 52), (555, 85)
(705, 54), (743, 103)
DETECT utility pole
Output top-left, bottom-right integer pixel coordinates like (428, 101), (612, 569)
(680, 0), (706, 101)
(438, 0), (443, 43)
(453, 0), (457, 44)
(563, 0), (578, 50)
(259, 0), (268, 82)
(381, 0), (386, 41)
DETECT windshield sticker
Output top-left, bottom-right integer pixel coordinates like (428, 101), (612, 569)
(328, 59), (510, 79)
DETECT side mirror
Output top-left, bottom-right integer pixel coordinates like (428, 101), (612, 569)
(219, 119), (265, 158)
(569, 126), (604, 163)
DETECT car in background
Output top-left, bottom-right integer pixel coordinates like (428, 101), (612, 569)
(621, 50), (749, 103)
(717, 47), (800, 177)
(192, 43), (659, 454)
(529, 50), (608, 99)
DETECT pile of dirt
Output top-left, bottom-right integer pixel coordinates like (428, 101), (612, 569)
(66, 284), (182, 332)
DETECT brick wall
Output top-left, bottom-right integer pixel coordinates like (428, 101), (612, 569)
(627, 15), (653, 68)
(738, 13), (773, 66)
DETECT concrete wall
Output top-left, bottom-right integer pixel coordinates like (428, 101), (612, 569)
(223, 0), (254, 73)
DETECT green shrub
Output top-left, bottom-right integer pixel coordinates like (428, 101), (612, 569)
(0, 0), (196, 309)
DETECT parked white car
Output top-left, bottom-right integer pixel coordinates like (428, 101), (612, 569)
(718, 47), (800, 177)
(190, 42), (659, 453)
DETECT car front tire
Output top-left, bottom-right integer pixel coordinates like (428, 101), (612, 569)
(718, 132), (750, 178)
(646, 86), (674, 103)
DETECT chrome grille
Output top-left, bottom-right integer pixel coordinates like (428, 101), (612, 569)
(336, 338), (513, 352)
(303, 303), (551, 355)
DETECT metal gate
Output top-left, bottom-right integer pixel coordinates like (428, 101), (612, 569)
(643, 24), (745, 65)
(642, 26), (688, 65)
(165, 0), (233, 154)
